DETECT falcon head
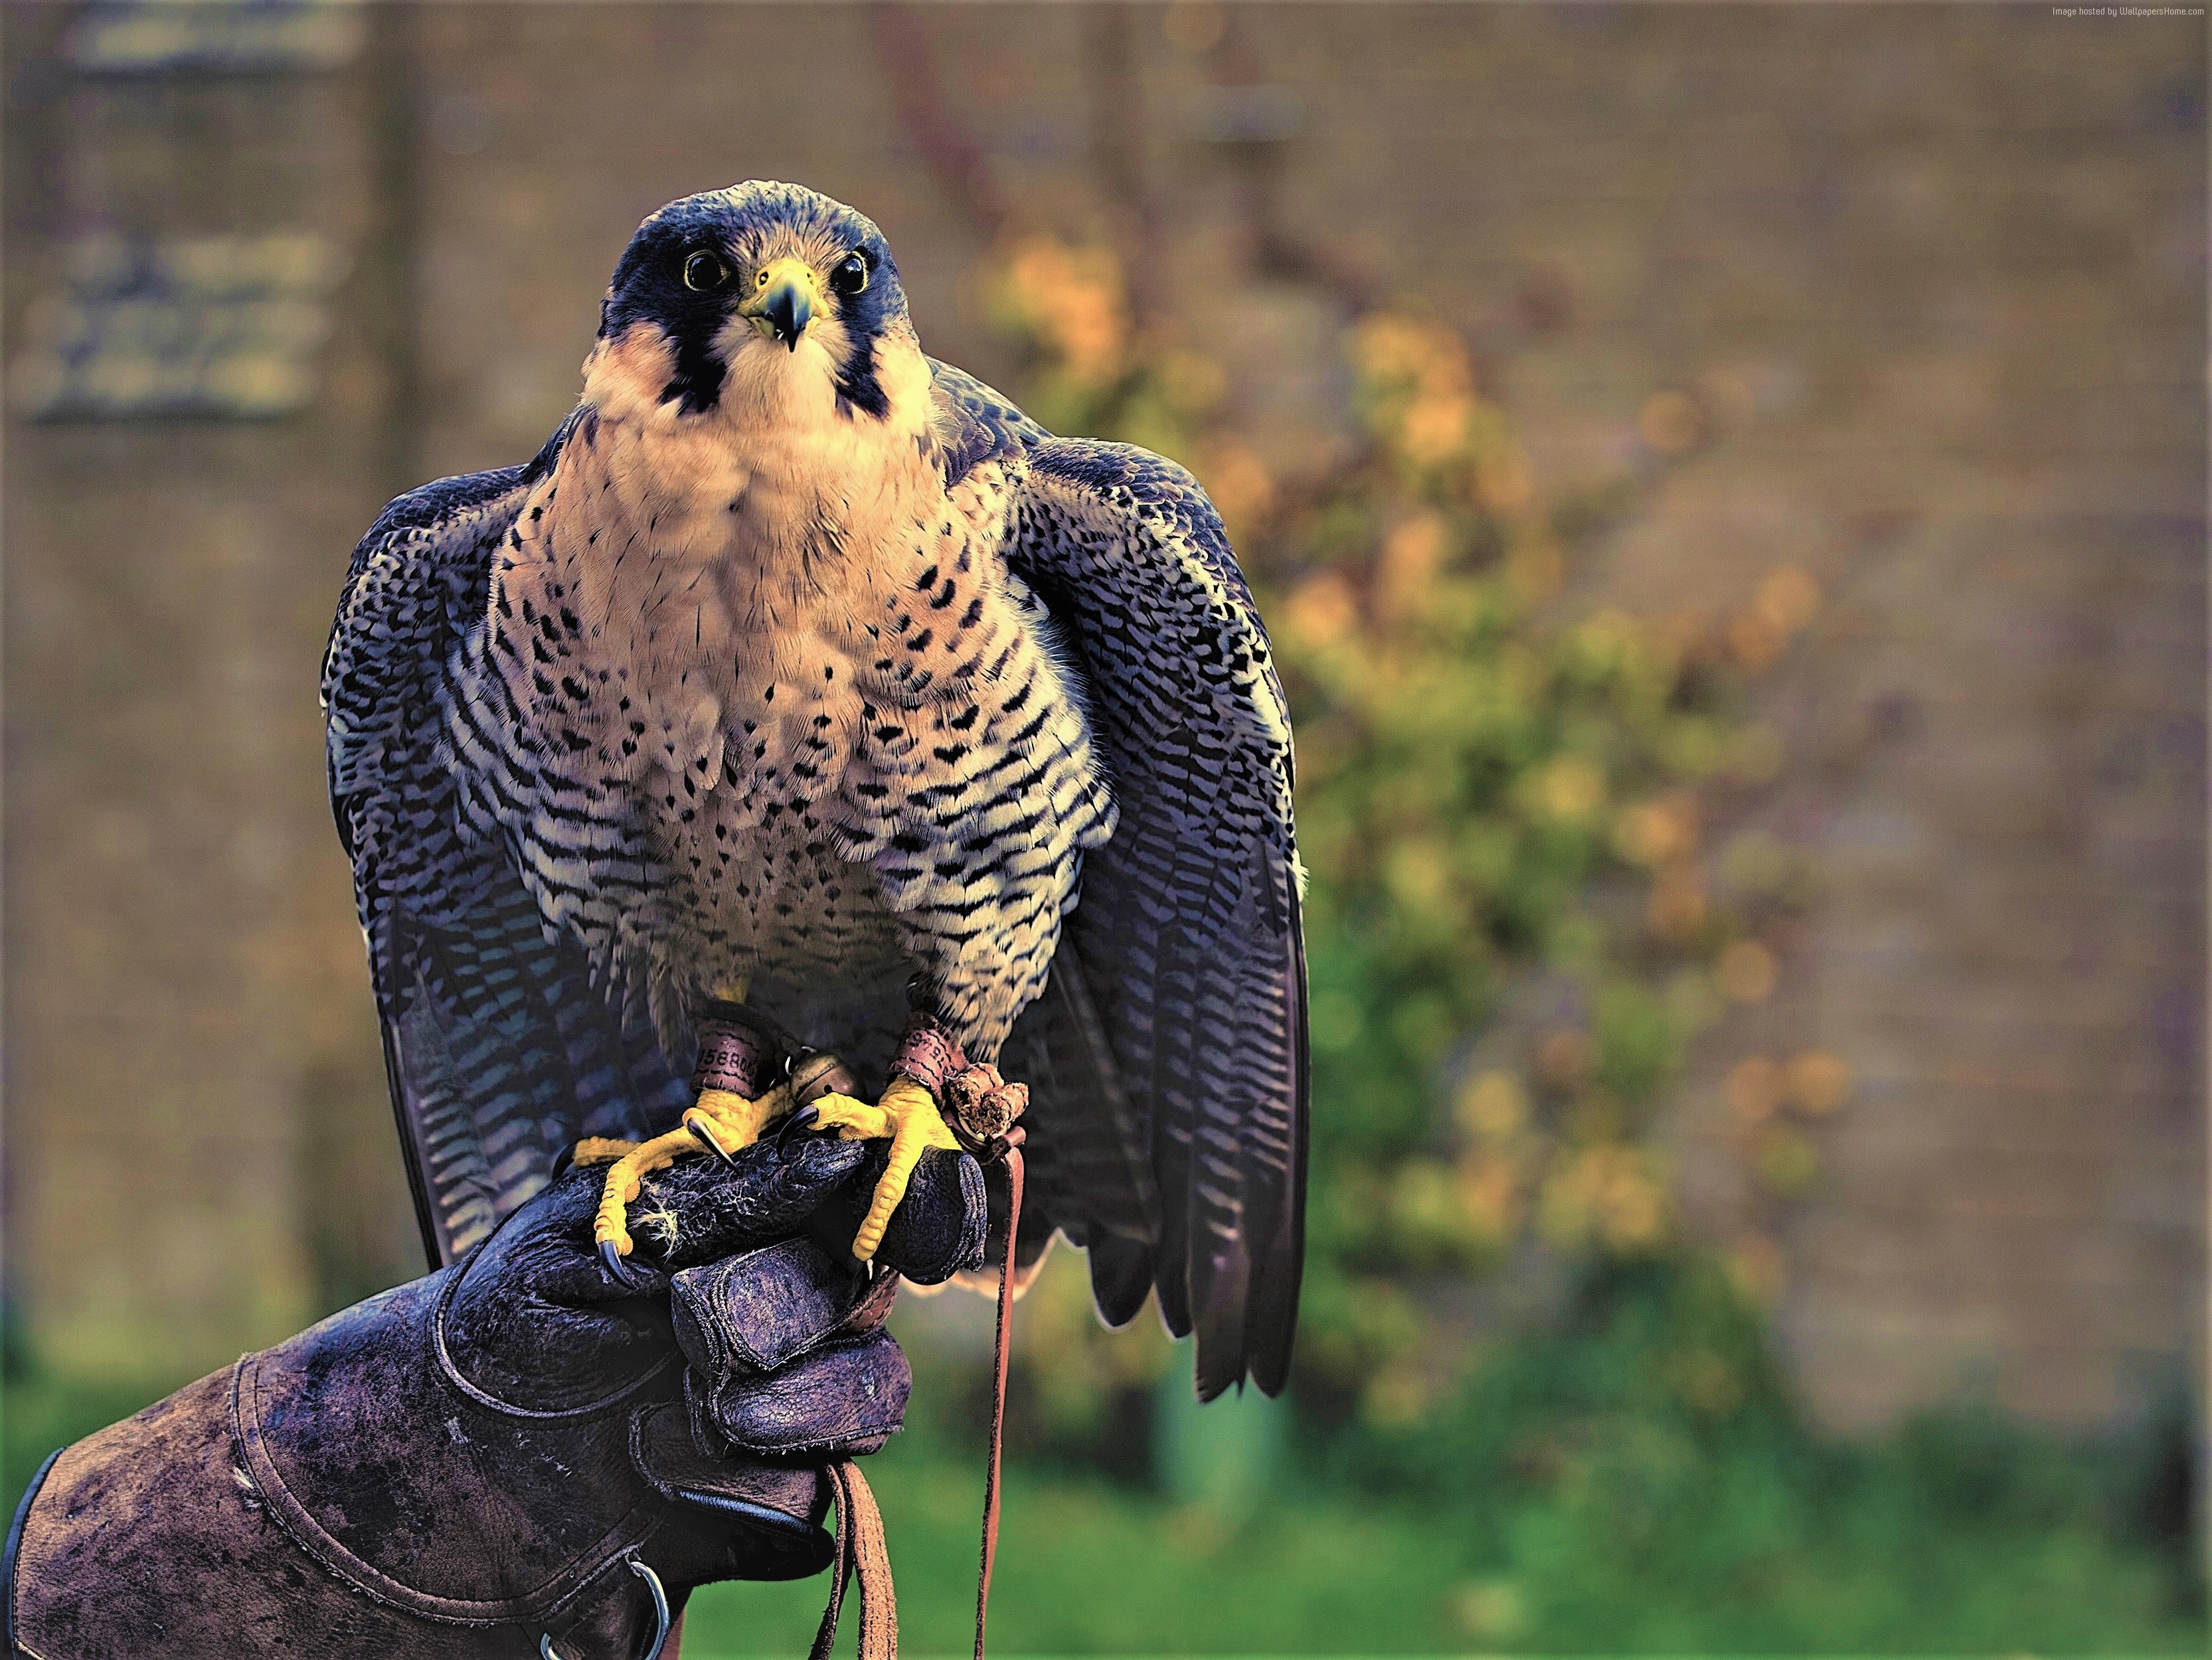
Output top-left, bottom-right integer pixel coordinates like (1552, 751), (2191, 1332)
(592, 181), (926, 432)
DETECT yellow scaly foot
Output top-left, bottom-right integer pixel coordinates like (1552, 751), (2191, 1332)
(806, 1076), (961, 1262)
(580, 1080), (795, 1266)
(682, 1082), (794, 1163)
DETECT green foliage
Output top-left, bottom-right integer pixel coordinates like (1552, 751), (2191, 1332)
(965, 236), (2203, 1648)
(1312, 1254), (2201, 1651)
(989, 241), (1830, 1424)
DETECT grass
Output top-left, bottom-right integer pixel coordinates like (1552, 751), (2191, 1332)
(679, 1423), (2203, 1657)
(683, 1422), (1462, 1655)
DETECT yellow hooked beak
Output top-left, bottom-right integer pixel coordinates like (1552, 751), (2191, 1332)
(741, 257), (827, 351)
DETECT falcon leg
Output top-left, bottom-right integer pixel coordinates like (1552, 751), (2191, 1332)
(807, 1077), (960, 1262)
(580, 1081), (798, 1266)
(683, 1082), (794, 1166)
(586, 1125), (705, 1263)
(572, 1137), (640, 1168)
(578, 985), (816, 1268)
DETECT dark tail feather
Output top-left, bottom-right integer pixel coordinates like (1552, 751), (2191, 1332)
(1086, 1234), (1153, 1328)
(1244, 914), (1310, 1396)
(1190, 1233), (1253, 1403)
(1146, 940), (1202, 1341)
(1240, 1157), (1303, 1396)
(999, 950), (1159, 1250)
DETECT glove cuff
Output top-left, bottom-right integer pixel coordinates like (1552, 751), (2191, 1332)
(6, 1349), (682, 1660)
(5, 1276), (841, 1660)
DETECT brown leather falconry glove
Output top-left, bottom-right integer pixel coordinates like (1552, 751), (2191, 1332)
(4, 1135), (986, 1660)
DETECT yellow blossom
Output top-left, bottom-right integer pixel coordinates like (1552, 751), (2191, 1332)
(1538, 1144), (1669, 1253)
(1531, 754), (1606, 823)
(1456, 1153), (1523, 1248)
(1612, 791), (1699, 867)
(1727, 1056), (1783, 1126)
(1196, 440), (1276, 538)
(1785, 1050), (1853, 1115)
(1353, 313), (1466, 394)
(1598, 1164), (1667, 1250)
(1638, 388), (1703, 454)
(1717, 940), (1778, 1003)
(1756, 564), (1822, 634)
(1376, 511), (1449, 620)
(1001, 234), (1127, 385)
(1282, 570), (1357, 650)
(1398, 392), (1471, 466)
(1454, 1070), (1528, 1141)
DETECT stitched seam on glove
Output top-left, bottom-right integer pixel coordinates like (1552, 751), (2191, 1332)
(732, 1424), (902, 1459)
(229, 1354), (665, 1625)
(4, 1447), (62, 1660)
(677, 1240), (867, 1374)
(432, 1259), (677, 1420)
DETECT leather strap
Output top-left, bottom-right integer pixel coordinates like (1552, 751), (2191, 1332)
(889, 1012), (1029, 1660)
(808, 1461), (896, 1660)
(972, 1131), (1025, 1660)
(800, 1011), (1030, 1660)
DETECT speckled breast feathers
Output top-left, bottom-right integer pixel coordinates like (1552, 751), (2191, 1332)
(442, 310), (1113, 1061)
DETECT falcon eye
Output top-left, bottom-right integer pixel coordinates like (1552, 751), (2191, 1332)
(682, 251), (730, 292)
(829, 251), (869, 297)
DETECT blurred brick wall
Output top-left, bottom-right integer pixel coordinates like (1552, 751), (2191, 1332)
(1, 3), (416, 1376)
(4, 3), (2202, 1430)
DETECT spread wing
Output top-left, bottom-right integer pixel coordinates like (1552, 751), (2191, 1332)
(945, 365), (1308, 1400)
(321, 423), (687, 1266)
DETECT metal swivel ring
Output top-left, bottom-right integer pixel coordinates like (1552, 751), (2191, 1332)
(540, 1555), (670, 1660)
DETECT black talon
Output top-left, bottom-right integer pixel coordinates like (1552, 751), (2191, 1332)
(600, 1239), (643, 1289)
(687, 1113), (740, 1169)
(776, 1102), (822, 1148)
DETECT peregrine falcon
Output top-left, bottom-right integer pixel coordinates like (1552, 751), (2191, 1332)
(323, 183), (1306, 1396)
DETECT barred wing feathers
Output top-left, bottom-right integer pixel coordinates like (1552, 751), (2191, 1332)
(1003, 434), (1309, 1400)
(321, 430), (687, 1266)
